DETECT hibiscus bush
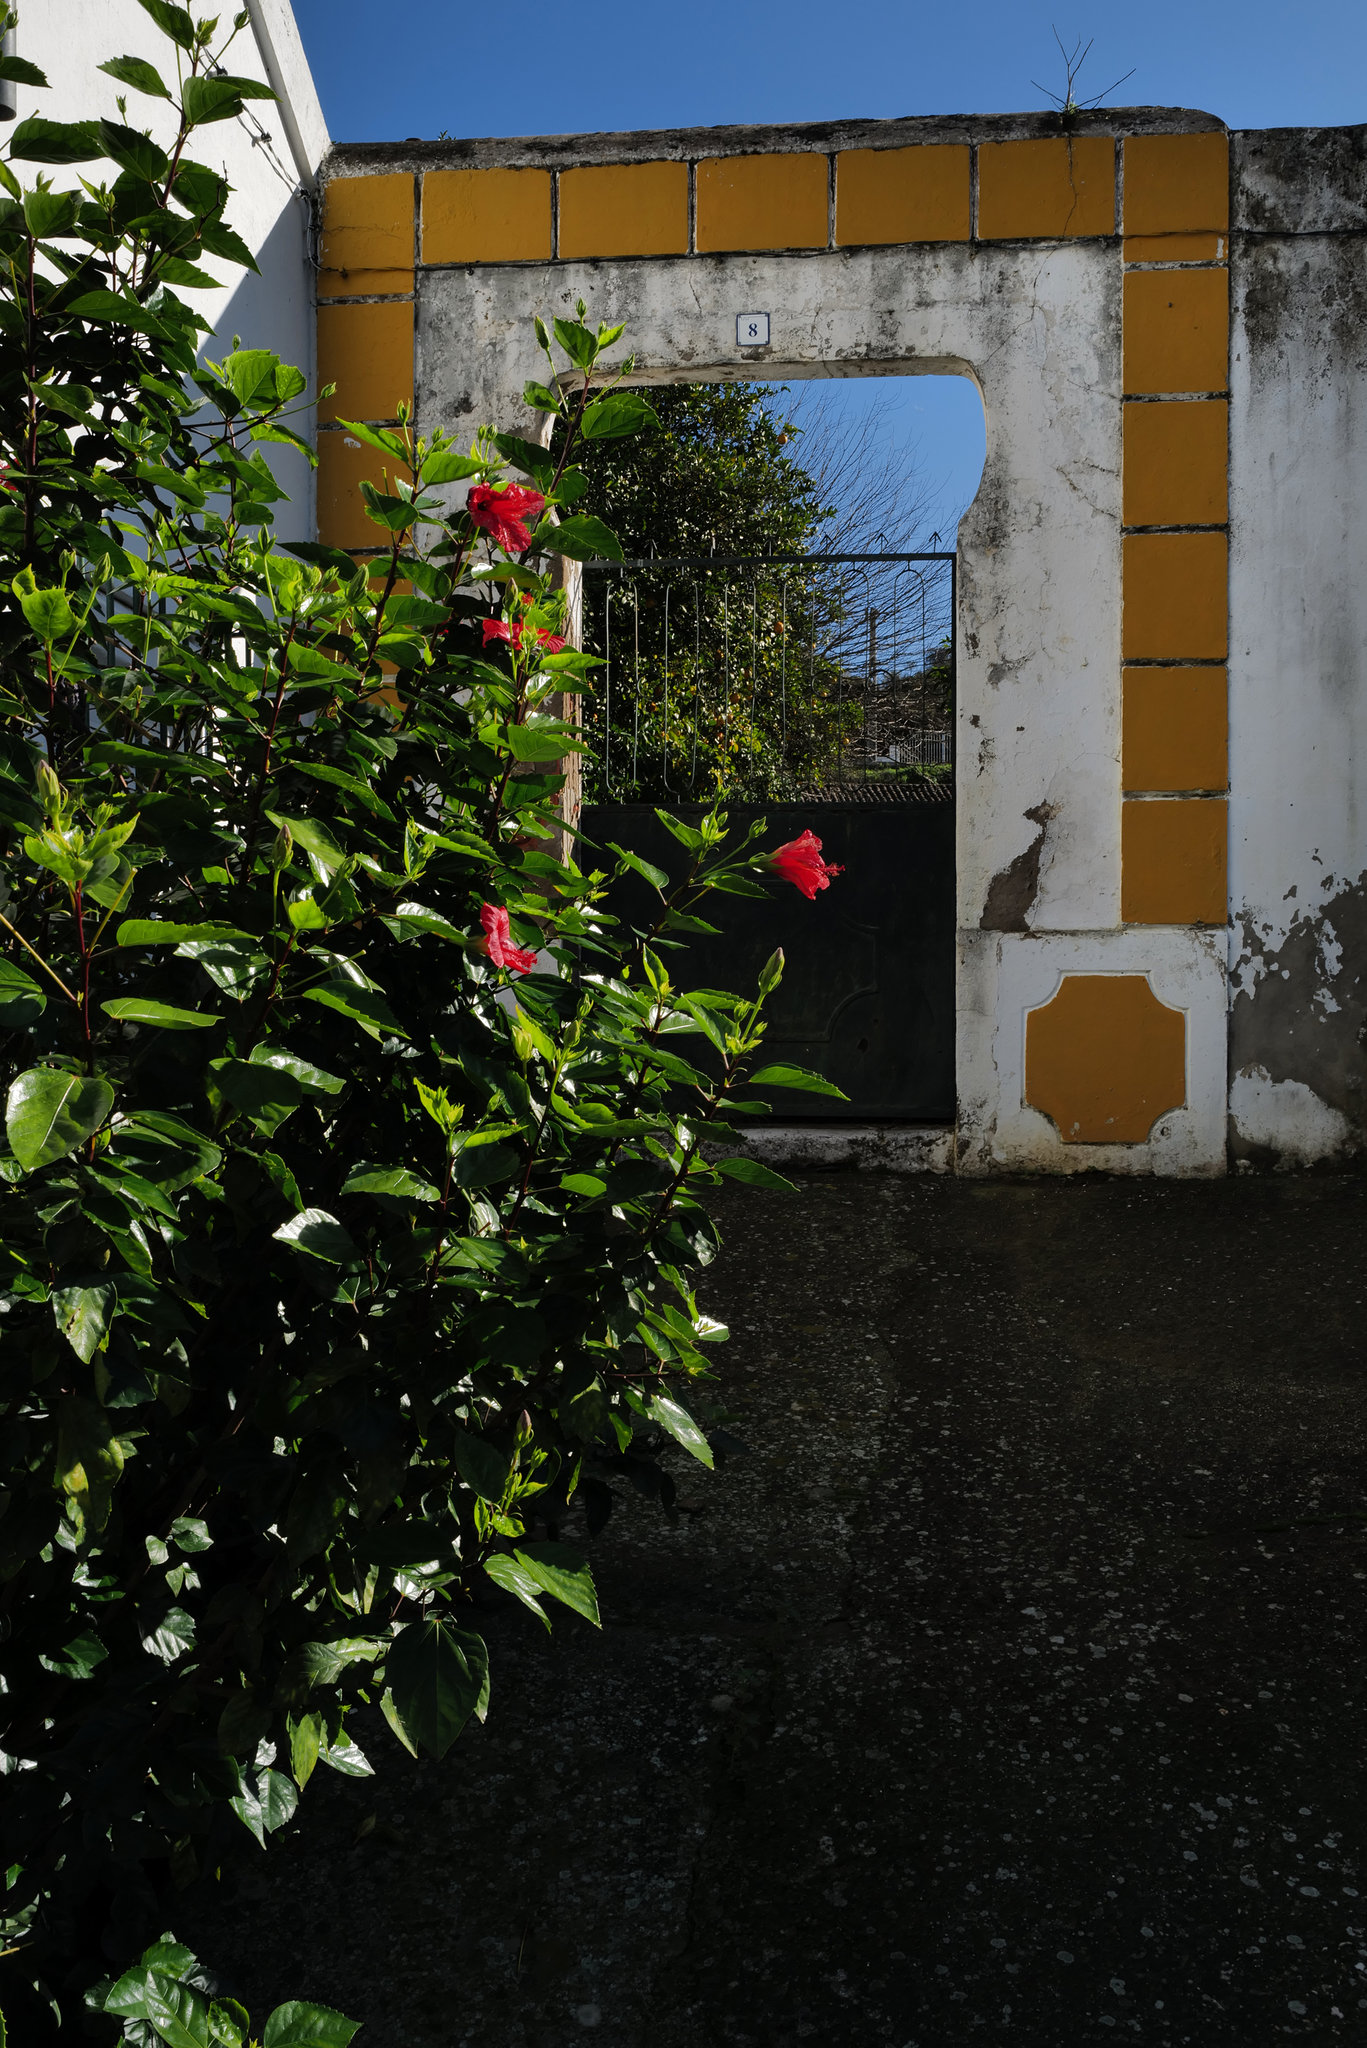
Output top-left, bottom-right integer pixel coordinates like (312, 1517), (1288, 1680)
(0, 4), (844, 2035)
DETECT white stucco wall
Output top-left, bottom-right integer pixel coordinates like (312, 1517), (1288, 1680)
(1228, 126), (1367, 1165)
(10, 0), (327, 537)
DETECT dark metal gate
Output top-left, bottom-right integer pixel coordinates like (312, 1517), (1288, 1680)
(579, 553), (956, 1121)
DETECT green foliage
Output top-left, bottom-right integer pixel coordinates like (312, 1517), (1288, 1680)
(549, 385), (851, 800)
(0, 14), (845, 2036)
(78, 1934), (359, 2047)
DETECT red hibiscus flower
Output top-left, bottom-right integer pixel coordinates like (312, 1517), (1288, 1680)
(481, 615), (567, 655)
(467, 482), (545, 554)
(478, 901), (538, 974)
(765, 830), (844, 900)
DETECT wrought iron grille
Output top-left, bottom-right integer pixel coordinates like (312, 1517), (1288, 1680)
(579, 552), (954, 805)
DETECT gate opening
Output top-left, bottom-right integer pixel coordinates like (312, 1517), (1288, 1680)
(575, 375), (984, 1124)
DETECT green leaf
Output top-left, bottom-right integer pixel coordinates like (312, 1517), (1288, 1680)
(746, 1063), (848, 1098)
(483, 1553), (551, 1631)
(580, 392), (660, 441)
(264, 810), (345, 874)
(101, 998), (218, 1031)
(288, 1710), (324, 1790)
(249, 1044), (345, 1096)
(545, 513), (623, 563)
(384, 1618), (489, 1760)
(37, 1628), (108, 1680)
(183, 74), (275, 127)
(609, 843), (669, 891)
(340, 1163), (441, 1202)
(714, 1156), (798, 1192)
(506, 721), (576, 761)
(449, 1429), (510, 1504)
(16, 583), (76, 642)
(8, 116), (103, 164)
(141, 1605), (196, 1663)
(303, 983), (406, 1040)
(420, 450), (483, 485)
(552, 317), (597, 369)
(647, 1392), (714, 1469)
(0, 958), (46, 1028)
(6, 1068), (113, 1170)
(273, 1209), (357, 1263)
(0, 54), (48, 87)
(261, 2001), (360, 2048)
(98, 53), (172, 98)
(514, 1542), (601, 1627)
(52, 1282), (117, 1362)
(230, 1767), (299, 1849)
(136, 0), (196, 48)
(118, 929), (255, 950)
(319, 1732), (373, 1778)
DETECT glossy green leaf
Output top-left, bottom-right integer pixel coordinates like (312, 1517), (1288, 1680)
(545, 513), (623, 563)
(141, 1605), (196, 1663)
(580, 392), (660, 440)
(98, 53), (171, 98)
(229, 1766), (298, 1849)
(6, 1068), (113, 1170)
(514, 1542), (601, 1627)
(384, 1618), (489, 1760)
(101, 998), (218, 1031)
(483, 1552), (551, 1630)
(52, 1282), (117, 1362)
(449, 1429), (510, 1504)
(303, 983), (406, 1040)
(745, 1063), (848, 1097)
(340, 1162), (442, 1202)
(272, 1209), (357, 1263)
(261, 2000), (360, 2048)
(647, 1392), (714, 1469)
(714, 1156), (798, 1192)
(0, 958), (46, 1028)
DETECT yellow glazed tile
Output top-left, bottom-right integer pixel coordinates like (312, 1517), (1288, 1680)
(1123, 269), (1229, 394)
(1123, 232), (1226, 262)
(422, 167), (552, 264)
(835, 144), (970, 245)
(1122, 668), (1228, 792)
(1122, 797), (1228, 925)
(318, 174), (414, 298)
(695, 152), (828, 252)
(1122, 398), (1228, 528)
(317, 431), (405, 551)
(317, 301), (414, 425)
(1025, 974), (1186, 1142)
(559, 160), (689, 258)
(1123, 531), (1228, 660)
(977, 135), (1114, 239)
(1124, 131), (1229, 238)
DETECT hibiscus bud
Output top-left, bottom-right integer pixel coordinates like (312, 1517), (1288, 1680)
(36, 758), (62, 815)
(269, 823), (293, 870)
(758, 947), (785, 997)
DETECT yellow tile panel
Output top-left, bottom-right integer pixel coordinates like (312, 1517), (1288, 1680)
(835, 144), (970, 245)
(559, 160), (689, 258)
(1123, 232), (1226, 263)
(317, 301), (414, 426)
(1122, 798), (1228, 925)
(422, 166), (552, 264)
(319, 173), (414, 297)
(1123, 531), (1228, 660)
(695, 152), (829, 253)
(1025, 974), (1186, 1142)
(317, 431), (405, 552)
(1122, 398), (1228, 528)
(1123, 268), (1229, 394)
(1122, 668), (1228, 793)
(1123, 132), (1229, 238)
(976, 135), (1114, 239)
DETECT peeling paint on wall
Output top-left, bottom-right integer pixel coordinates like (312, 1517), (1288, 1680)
(1230, 873), (1367, 1162)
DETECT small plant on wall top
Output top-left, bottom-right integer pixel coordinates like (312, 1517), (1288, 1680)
(0, 1), (844, 2034)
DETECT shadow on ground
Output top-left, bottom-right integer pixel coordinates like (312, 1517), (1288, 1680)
(185, 1174), (1367, 2046)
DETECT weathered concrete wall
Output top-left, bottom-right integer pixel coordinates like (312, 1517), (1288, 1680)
(311, 106), (1365, 1175)
(1228, 127), (1367, 1167)
(13, 0), (328, 537)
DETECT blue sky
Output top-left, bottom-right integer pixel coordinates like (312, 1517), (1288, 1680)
(293, 0), (1366, 539)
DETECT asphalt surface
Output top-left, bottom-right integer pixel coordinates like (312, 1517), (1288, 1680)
(186, 1172), (1367, 2047)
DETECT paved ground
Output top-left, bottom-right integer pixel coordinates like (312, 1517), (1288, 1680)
(187, 1173), (1367, 2047)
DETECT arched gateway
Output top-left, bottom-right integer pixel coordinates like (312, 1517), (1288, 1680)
(309, 111), (1367, 1176)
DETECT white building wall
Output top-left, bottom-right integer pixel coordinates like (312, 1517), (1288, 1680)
(10, 0), (327, 537)
(1228, 126), (1367, 1166)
